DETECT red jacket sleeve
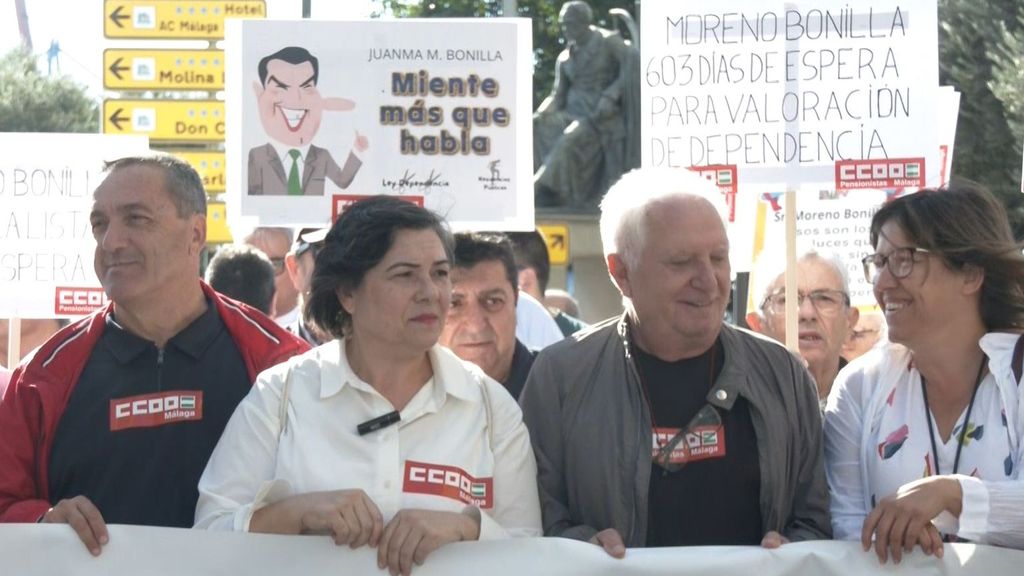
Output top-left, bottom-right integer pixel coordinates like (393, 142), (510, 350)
(0, 366), (52, 522)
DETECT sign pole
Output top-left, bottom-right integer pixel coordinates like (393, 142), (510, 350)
(784, 190), (798, 354)
(7, 318), (21, 369)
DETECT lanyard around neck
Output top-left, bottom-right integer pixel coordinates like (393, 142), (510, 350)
(920, 359), (987, 476)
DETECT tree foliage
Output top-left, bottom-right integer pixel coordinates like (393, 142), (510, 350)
(0, 48), (98, 133)
(380, 0), (637, 109)
(937, 0), (1024, 236)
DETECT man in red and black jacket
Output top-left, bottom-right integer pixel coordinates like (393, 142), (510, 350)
(0, 156), (309, 555)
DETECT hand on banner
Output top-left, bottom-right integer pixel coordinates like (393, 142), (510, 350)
(251, 489), (384, 548)
(377, 508), (480, 576)
(760, 531), (789, 549)
(862, 476), (959, 563)
(42, 495), (109, 556)
(589, 528), (626, 558)
(296, 489), (384, 548)
(354, 131), (369, 154)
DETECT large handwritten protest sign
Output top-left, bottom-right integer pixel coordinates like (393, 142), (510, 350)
(225, 19), (532, 230)
(642, 0), (941, 193)
(0, 134), (149, 318)
(2, 524), (1021, 576)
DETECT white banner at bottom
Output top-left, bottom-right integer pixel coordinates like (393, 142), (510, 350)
(1, 524), (1022, 575)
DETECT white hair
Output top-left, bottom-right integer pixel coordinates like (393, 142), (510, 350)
(599, 167), (728, 269)
(750, 246), (852, 313)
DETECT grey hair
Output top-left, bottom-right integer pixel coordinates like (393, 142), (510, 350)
(103, 154), (206, 217)
(751, 247), (852, 313)
(599, 167), (727, 270)
(244, 226), (295, 248)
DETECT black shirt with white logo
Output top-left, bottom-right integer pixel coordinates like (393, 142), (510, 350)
(635, 338), (763, 546)
(48, 301), (250, 528)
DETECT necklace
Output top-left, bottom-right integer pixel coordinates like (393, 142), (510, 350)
(920, 359), (987, 476)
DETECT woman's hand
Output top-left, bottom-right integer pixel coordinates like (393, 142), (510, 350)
(862, 476), (961, 563)
(251, 489), (383, 549)
(377, 509), (480, 576)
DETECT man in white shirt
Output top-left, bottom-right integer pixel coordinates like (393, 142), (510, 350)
(515, 292), (563, 350)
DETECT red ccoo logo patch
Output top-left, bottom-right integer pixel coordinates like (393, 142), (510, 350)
(403, 460), (493, 509)
(109, 391), (203, 431)
(835, 158), (925, 190)
(54, 287), (109, 315)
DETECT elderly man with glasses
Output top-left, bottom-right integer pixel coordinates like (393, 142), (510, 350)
(747, 249), (859, 403)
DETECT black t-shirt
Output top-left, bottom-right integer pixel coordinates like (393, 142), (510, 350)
(48, 301), (251, 528)
(635, 339), (763, 546)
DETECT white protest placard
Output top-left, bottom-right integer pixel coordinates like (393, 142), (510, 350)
(0, 134), (149, 318)
(750, 190), (887, 311)
(225, 19), (533, 231)
(641, 0), (941, 193)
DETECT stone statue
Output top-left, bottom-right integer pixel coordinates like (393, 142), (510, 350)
(534, 1), (640, 210)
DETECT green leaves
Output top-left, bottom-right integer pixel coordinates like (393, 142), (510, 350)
(0, 48), (98, 133)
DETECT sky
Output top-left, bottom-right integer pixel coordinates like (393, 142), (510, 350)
(2, 0), (381, 98)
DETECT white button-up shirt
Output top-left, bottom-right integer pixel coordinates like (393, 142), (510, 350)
(195, 341), (541, 539)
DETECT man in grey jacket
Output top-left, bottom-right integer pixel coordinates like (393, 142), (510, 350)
(519, 168), (830, 556)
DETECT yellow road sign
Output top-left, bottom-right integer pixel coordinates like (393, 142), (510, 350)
(206, 201), (232, 243)
(104, 100), (225, 142)
(104, 49), (224, 91)
(174, 151), (226, 193)
(104, 0), (266, 40)
(538, 224), (569, 265)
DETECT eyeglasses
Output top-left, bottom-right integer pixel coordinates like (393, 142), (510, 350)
(293, 241), (323, 261)
(653, 404), (722, 473)
(761, 289), (850, 316)
(268, 257), (286, 276)
(861, 247), (932, 282)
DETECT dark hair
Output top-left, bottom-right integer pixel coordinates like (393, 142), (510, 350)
(305, 196), (453, 339)
(103, 155), (206, 217)
(507, 231), (551, 293)
(453, 232), (519, 293)
(258, 46), (318, 86)
(205, 244), (276, 315)
(870, 184), (1024, 330)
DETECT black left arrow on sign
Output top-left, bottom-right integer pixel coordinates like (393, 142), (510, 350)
(108, 58), (129, 80)
(109, 6), (130, 28)
(108, 108), (129, 131)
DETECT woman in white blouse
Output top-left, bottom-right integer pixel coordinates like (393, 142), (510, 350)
(195, 196), (541, 575)
(824, 184), (1024, 564)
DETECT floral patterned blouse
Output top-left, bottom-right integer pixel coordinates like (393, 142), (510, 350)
(825, 333), (1024, 548)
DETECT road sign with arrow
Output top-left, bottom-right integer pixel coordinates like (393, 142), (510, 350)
(104, 49), (224, 91)
(103, 100), (225, 142)
(104, 0), (266, 40)
(538, 224), (569, 265)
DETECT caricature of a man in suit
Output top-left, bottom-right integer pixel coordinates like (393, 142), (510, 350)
(248, 46), (369, 196)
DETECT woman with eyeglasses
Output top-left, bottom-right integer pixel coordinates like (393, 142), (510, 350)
(824, 184), (1024, 564)
(195, 197), (541, 575)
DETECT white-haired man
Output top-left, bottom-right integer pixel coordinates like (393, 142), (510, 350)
(519, 168), (830, 555)
(746, 249), (859, 401)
